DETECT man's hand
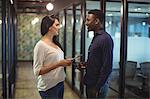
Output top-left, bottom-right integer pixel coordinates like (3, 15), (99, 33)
(96, 91), (99, 98)
(91, 87), (99, 98)
(76, 62), (87, 70)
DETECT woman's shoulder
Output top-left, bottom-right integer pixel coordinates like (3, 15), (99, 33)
(34, 40), (47, 50)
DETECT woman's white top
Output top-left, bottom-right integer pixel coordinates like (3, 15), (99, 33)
(33, 40), (66, 91)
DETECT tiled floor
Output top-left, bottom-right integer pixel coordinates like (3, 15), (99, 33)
(14, 62), (79, 99)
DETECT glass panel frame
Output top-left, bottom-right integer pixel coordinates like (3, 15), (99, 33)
(125, 2), (150, 98)
(0, 0), (2, 98)
(105, 1), (121, 98)
(65, 6), (73, 84)
(74, 4), (82, 91)
(59, 11), (65, 49)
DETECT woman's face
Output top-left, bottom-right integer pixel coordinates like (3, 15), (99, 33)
(49, 19), (60, 35)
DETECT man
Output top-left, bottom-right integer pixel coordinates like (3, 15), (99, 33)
(82, 9), (114, 98)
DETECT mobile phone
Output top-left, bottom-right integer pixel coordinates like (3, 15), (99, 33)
(69, 54), (82, 61)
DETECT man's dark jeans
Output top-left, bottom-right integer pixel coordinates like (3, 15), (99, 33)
(86, 82), (109, 99)
(39, 82), (64, 99)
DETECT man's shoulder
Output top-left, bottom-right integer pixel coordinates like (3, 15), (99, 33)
(96, 32), (110, 40)
(95, 33), (113, 46)
(101, 32), (113, 40)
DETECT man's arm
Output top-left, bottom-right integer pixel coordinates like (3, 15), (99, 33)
(95, 37), (113, 92)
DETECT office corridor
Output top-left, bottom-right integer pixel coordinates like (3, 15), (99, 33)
(14, 62), (79, 99)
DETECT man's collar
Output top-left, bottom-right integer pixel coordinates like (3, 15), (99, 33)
(94, 30), (104, 36)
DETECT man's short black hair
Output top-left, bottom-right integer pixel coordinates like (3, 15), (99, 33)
(88, 9), (104, 23)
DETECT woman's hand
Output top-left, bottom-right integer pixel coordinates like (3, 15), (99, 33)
(38, 59), (72, 75)
(58, 59), (72, 67)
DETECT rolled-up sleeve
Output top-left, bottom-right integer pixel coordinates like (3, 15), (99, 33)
(33, 44), (45, 76)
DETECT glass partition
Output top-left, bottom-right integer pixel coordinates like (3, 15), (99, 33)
(59, 11), (64, 49)
(66, 6), (73, 84)
(125, 3), (150, 98)
(106, 2), (121, 98)
(0, 0), (2, 97)
(85, 0), (100, 60)
(85, 0), (101, 97)
(74, 4), (82, 91)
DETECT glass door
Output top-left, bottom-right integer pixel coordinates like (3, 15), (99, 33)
(74, 4), (82, 92)
(106, 1), (121, 98)
(84, 0), (101, 97)
(125, 2), (150, 98)
(85, 1), (100, 60)
(0, 0), (2, 98)
(59, 11), (65, 50)
(65, 6), (73, 85)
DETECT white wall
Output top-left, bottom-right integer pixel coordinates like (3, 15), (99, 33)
(85, 36), (150, 69)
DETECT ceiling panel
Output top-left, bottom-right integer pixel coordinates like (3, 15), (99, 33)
(17, 0), (82, 14)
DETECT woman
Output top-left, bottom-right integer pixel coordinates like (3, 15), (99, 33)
(33, 15), (72, 99)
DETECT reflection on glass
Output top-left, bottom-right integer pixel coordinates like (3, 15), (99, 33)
(66, 7), (73, 84)
(126, 3), (150, 98)
(59, 11), (64, 49)
(86, 1), (100, 11)
(106, 2), (121, 98)
(74, 5), (81, 91)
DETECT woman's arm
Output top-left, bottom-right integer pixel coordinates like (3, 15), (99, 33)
(39, 59), (72, 75)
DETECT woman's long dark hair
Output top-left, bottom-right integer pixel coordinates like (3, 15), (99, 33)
(53, 36), (63, 51)
(41, 15), (63, 51)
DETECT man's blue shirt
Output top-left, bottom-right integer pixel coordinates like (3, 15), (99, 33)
(84, 30), (114, 91)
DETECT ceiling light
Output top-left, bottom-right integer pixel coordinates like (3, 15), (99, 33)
(142, 22), (146, 26)
(146, 13), (149, 16)
(137, 7), (141, 10)
(10, 0), (13, 4)
(134, 9), (138, 11)
(46, 3), (54, 11)
(107, 13), (112, 16)
(108, 21), (112, 25)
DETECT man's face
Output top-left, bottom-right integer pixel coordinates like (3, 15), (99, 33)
(85, 14), (96, 32)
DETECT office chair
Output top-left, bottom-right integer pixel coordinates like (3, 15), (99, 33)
(125, 61), (142, 87)
(125, 62), (150, 98)
(139, 62), (150, 97)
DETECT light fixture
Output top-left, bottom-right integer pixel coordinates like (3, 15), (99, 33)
(142, 22), (146, 26)
(46, 3), (54, 11)
(146, 13), (149, 16)
(108, 21), (112, 25)
(10, 0), (13, 4)
(31, 17), (39, 25)
(107, 13), (112, 16)
(0, 20), (2, 24)
(137, 7), (141, 11)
